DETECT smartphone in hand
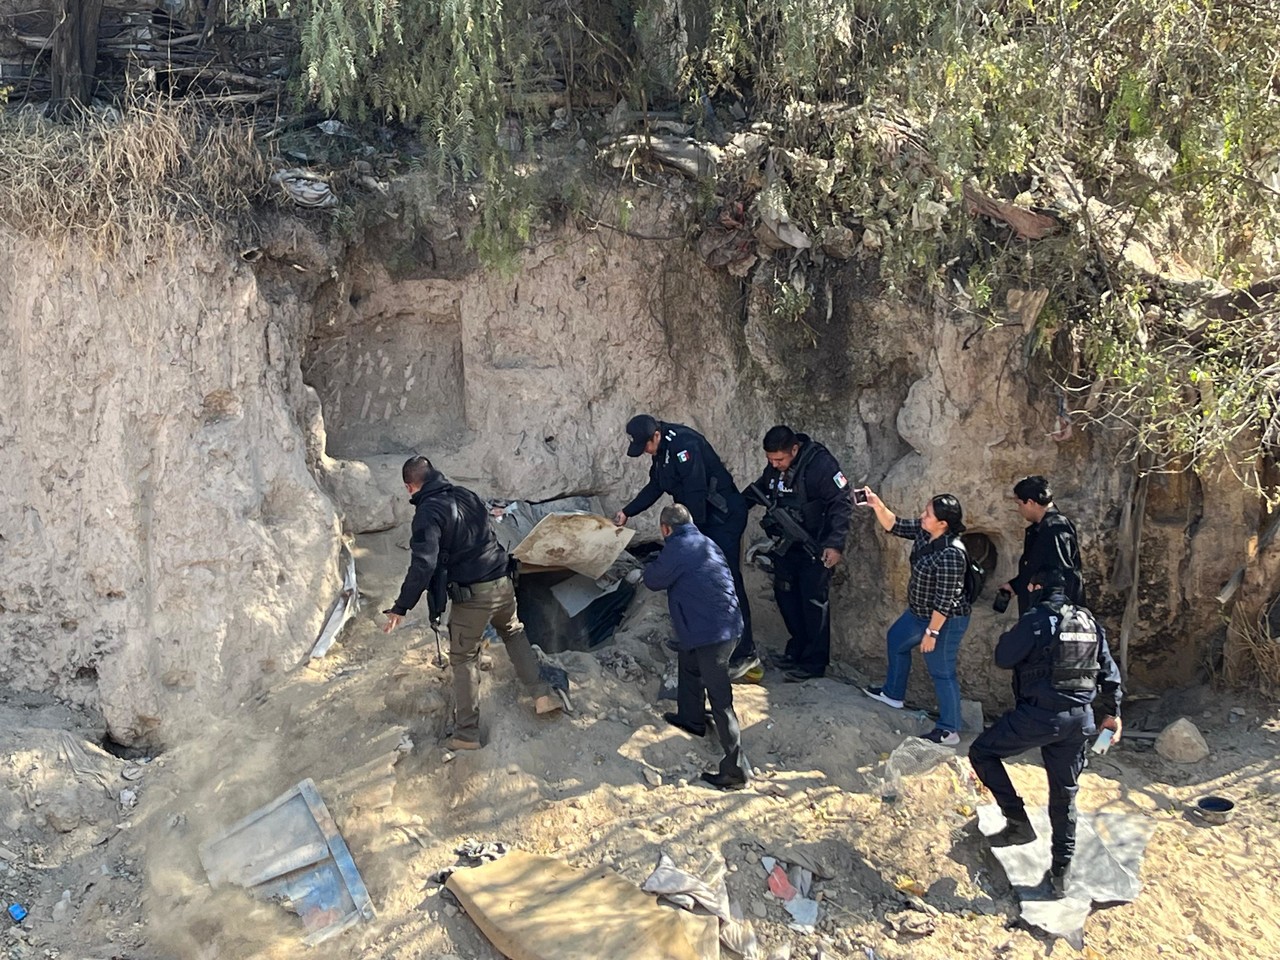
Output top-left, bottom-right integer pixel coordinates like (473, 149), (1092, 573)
(852, 488), (869, 505)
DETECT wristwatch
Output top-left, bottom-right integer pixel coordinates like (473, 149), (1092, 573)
(924, 628), (940, 638)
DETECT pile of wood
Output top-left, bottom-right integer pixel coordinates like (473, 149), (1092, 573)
(3, 3), (296, 121)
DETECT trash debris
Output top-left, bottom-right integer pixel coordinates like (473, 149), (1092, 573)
(766, 864), (798, 900)
(643, 852), (733, 920)
(270, 168), (339, 209)
(447, 849), (718, 960)
(760, 854), (822, 932)
(118, 788), (138, 808)
(895, 875), (926, 898)
(198, 778), (375, 945)
(316, 119), (354, 137)
(311, 545), (359, 659)
(57, 732), (117, 795)
(872, 736), (956, 799)
(430, 839), (511, 885)
(6, 903), (26, 923)
(641, 852), (757, 959)
(597, 649), (645, 683)
(658, 661), (679, 702)
(599, 133), (724, 178)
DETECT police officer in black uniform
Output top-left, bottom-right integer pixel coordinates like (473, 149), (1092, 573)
(615, 415), (758, 676)
(969, 570), (1123, 899)
(744, 424), (853, 682)
(383, 456), (563, 751)
(998, 475), (1084, 616)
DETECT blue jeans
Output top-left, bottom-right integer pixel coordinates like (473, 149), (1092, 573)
(882, 610), (971, 732)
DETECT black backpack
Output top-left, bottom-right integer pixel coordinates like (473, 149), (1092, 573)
(955, 538), (988, 605)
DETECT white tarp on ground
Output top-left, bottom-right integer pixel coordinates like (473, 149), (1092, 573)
(977, 804), (1155, 949)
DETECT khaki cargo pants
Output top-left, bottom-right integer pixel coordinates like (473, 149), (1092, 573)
(447, 576), (550, 743)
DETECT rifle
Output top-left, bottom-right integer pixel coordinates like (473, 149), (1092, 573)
(746, 482), (821, 559)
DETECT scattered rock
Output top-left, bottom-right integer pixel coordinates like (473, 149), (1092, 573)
(643, 768), (662, 787)
(49, 891), (71, 923)
(44, 789), (89, 833)
(819, 224), (856, 259)
(756, 780), (790, 798)
(886, 910), (936, 937)
(1155, 718), (1210, 764)
(961, 699), (985, 733)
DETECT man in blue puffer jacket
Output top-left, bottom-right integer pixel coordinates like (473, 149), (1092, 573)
(642, 504), (752, 790)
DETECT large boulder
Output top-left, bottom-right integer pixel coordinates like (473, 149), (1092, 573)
(1155, 717), (1210, 763)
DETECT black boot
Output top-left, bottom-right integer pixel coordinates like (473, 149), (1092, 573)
(1036, 863), (1069, 900)
(699, 770), (749, 791)
(663, 711), (709, 737)
(989, 813), (1036, 847)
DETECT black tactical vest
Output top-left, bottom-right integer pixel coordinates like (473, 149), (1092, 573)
(1050, 604), (1100, 693)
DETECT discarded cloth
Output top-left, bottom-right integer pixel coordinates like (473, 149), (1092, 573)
(430, 839), (511, 885)
(641, 852), (759, 959)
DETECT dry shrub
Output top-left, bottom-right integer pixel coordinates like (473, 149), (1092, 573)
(0, 97), (267, 257)
(1225, 612), (1280, 697)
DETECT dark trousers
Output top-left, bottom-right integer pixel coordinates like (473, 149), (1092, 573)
(969, 705), (1090, 867)
(700, 503), (753, 662)
(676, 639), (751, 781)
(773, 548), (831, 674)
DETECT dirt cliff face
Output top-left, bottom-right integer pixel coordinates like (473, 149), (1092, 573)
(0, 194), (1253, 743)
(0, 231), (340, 745)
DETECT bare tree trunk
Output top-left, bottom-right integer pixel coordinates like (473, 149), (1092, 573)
(51, 0), (105, 117)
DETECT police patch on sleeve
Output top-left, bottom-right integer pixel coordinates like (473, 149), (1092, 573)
(676, 450), (690, 463)
(833, 471), (848, 489)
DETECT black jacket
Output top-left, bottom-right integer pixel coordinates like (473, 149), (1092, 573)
(994, 592), (1122, 719)
(390, 470), (509, 616)
(622, 422), (745, 527)
(745, 434), (853, 552)
(1009, 508), (1082, 615)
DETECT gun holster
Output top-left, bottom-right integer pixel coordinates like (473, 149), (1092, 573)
(446, 582), (474, 604)
(706, 479), (729, 518)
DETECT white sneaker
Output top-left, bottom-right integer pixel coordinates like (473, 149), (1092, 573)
(920, 728), (960, 747)
(864, 686), (905, 709)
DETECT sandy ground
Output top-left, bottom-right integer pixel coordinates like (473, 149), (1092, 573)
(3, 537), (1279, 960)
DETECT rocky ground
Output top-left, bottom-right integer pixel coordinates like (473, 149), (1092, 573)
(3, 543), (1279, 960)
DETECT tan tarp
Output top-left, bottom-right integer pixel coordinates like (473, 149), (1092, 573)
(511, 513), (636, 579)
(445, 850), (719, 960)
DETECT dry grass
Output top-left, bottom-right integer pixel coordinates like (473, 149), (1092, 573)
(1225, 612), (1280, 697)
(0, 97), (267, 257)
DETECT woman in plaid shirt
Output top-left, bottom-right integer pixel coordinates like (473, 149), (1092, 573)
(857, 489), (973, 745)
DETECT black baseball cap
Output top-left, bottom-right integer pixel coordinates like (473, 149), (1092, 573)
(625, 414), (659, 457)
